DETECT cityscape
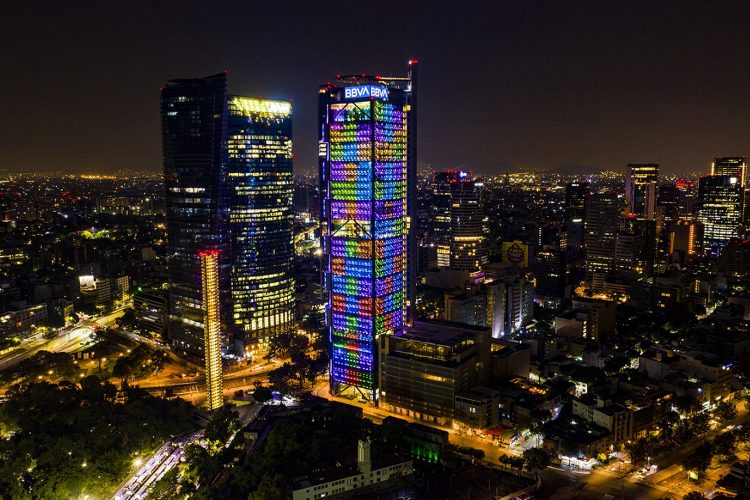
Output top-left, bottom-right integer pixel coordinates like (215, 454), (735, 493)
(2, 2), (750, 500)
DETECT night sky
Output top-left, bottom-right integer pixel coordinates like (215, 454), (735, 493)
(2, 1), (750, 175)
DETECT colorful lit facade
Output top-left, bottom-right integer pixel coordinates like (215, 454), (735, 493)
(227, 96), (295, 351)
(319, 62), (418, 401)
(199, 249), (224, 411)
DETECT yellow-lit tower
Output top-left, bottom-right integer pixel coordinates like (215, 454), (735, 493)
(199, 249), (223, 411)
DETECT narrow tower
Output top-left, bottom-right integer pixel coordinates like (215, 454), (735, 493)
(199, 249), (223, 411)
(319, 61), (417, 402)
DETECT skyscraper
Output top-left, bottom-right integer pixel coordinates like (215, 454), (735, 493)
(162, 73), (230, 354)
(162, 73), (296, 357)
(586, 192), (623, 288)
(697, 174), (743, 255)
(319, 61), (417, 401)
(199, 249), (223, 411)
(226, 96), (295, 352)
(564, 181), (589, 250)
(712, 157), (747, 186)
(626, 163), (659, 219)
(614, 215), (656, 278)
(448, 171), (487, 272)
(564, 182), (589, 223)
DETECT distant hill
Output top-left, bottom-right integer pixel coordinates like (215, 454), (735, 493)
(546, 164), (604, 175)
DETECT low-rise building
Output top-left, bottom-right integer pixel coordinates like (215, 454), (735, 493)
(380, 321), (491, 425)
(291, 440), (413, 500)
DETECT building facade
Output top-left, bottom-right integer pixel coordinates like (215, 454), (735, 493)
(448, 171), (487, 272)
(162, 73), (230, 355)
(226, 96), (295, 352)
(698, 174), (743, 256)
(199, 249), (223, 411)
(320, 63), (417, 401)
(626, 163), (659, 219)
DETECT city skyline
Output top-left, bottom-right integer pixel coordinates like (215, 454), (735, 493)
(3, 1), (750, 175)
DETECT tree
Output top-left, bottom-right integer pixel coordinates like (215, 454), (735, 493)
(627, 437), (653, 466)
(522, 448), (550, 478)
(712, 431), (737, 457)
(248, 473), (288, 500)
(674, 395), (702, 417)
(683, 491), (705, 499)
(204, 404), (240, 448)
(252, 385), (273, 403)
(681, 441), (714, 477)
(715, 401), (737, 422)
(691, 413), (710, 436)
(265, 332), (309, 361)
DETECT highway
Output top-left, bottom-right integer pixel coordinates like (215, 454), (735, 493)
(0, 307), (127, 372)
(112, 405), (262, 499)
(0, 326), (94, 371)
(113, 430), (204, 500)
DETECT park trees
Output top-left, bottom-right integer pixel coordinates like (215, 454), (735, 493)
(522, 448), (550, 478)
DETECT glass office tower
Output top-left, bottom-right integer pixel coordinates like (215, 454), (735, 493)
(319, 61), (417, 401)
(226, 96), (295, 352)
(161, 73), (230, 355)
(626, 163), (659, 219)
(698, 174), (743, 255)
(448, 170), (487, 272)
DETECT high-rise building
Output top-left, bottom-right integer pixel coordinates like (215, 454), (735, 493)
(506, 277), (533, 334)
(162, 73), (230, 354)
(430, 170), (456, 245)
(162, 73), (296, 356)
(626, 163), (659, 219)
(564, 182), (589, 223)
(697, 175), (743, 255)
(534, 249), (568, 309)
(586, 192), (623, 288)
(319, 62), (417, 401)
(448, 171), (487, 272)
(668, 220), (703, 264)
(199, 249), (223, 411)
(226, 96), (295, 352)
(614, 215), (656, 278)
(712, 157), (747, 186)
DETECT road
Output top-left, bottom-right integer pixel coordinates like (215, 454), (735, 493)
(112, 405), (262, 499)
(0, 307), (127, 372)
(113, 429), (204, 500)
(0, 326), (94, 371)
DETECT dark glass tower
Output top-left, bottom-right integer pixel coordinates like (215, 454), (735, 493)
(226, 97), (295, 352)
(161, 73), (230, 355)
(319, 61), (417, 401)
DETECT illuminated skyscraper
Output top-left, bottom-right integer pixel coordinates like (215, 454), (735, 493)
(226, 97), (295, 352)
(712, 157), (747, 186)
(698, 174), (743, 255)
(162, 73), (296, 357)
(564, 182), (589, 223)
(162, 73), (230, 354)
(626, 163), (659, 219)
(449, 171), (487, 272)
(319, 61), (417, 401)
(586, 192), (623, 290)
(199, 249), (223, 411)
